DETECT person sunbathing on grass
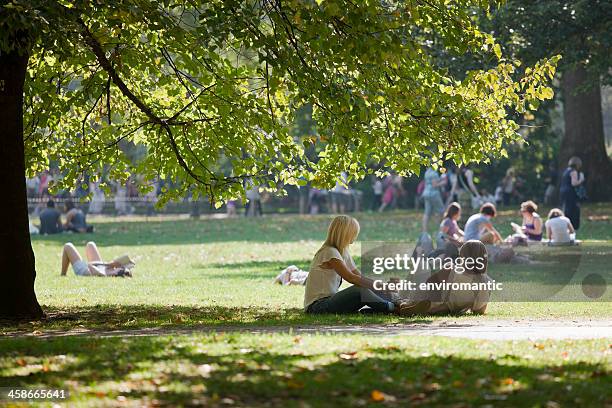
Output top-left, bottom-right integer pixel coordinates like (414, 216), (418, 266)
(61, 241), (134, 277)
(303, 215), (430, 315)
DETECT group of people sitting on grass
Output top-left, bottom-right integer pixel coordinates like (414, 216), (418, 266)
(304, 215), (491, 316)
(36, 199), (93, 235)
(303, 206), (580, 316)
(439, 201), (577, 247)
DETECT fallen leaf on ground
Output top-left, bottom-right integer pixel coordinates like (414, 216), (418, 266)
(370, 390), (396, 402)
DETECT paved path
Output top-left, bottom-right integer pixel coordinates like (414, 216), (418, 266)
(5, 319), (612, 341)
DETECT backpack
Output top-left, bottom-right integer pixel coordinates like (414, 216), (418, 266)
(575, 185), (588, 202)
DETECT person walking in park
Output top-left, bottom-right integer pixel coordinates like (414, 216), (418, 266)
(38, 199), (63, 235)
(114, 181), (129, 216)
(26, 175), (40, 198)
(245, 179), (263, 217)
(464, 203), (503, 244)
(88, 180), (106, 214)
(304, 215), (430, 315)
(331, 172), (350, 213)
(501, 167), (516, 206)
(448, 166), (479, 209)
(371, 176), (383, 211)
(378, 175), (396, 212)
(441, 165), (456, 204)
(543, 162), (558, 205)
(226, 200), (238, 217)
(308, 188), (325, 215)
(421, 167), (446, 233)
(559, 156), (585, 230)
(38, 170), (52, 197)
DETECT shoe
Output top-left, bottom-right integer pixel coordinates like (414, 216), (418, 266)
(395, 300), (431, 316)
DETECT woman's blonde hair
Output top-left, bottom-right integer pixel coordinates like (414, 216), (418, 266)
(459, 240), (488, 274)
(323, 215), (360, 253)
(548, 208), (564, 220)
(520, 200), (538, 214)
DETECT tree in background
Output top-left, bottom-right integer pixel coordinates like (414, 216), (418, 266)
(490, 0), (612, 200)
(0, 0), (558, 319)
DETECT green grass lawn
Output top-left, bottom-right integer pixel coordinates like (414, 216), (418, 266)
(15, 204), (612, 332)
(1, 205), (610, 406)
(1, 334), (610, 407)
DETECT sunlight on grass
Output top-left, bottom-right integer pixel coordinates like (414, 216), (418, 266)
(27, 207), (610, 325)
(2, 207), (610, 406)
(0, 333), (610, 406)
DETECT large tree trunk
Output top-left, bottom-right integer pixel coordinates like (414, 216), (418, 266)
(560, 65), (612, 201)
(0, 49), (44, 320)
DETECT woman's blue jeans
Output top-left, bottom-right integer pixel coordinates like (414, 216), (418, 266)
(306, 285), (393, 314)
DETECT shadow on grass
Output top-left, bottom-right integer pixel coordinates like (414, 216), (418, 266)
(0, 304), (433, 337)
(0, 334), (608, 406)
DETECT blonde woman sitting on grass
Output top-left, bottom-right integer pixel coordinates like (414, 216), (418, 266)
(304, 215), (430, 315)
(61, 242), (134, 277)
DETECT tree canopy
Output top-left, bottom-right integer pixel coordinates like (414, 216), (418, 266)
(2, 0), (559, 204)
(489, 0), (611, 84)
(487, 0), (612, 200)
